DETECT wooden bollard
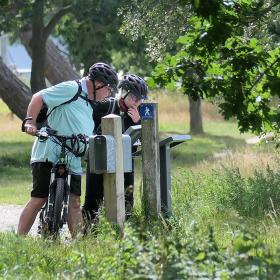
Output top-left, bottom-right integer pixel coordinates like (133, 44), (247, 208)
(140, 102), (161, 218)
(101, 114), (125, 226)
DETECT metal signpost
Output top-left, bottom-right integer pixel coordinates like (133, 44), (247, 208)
(159, 135), (191, 216)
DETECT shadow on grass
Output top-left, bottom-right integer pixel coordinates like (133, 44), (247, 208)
(0, 166), (31, 181)
(0, 142), (32, 167)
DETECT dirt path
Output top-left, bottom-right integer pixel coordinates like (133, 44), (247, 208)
(0, 205), (71, 238)
(0, 205), (39, 235)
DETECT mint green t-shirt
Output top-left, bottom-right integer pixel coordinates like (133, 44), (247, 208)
(30, 80), (94, 174)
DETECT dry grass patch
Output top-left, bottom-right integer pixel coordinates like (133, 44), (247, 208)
(193, 147), (279, 177)
(0, 113), (22, 133)
(149, 90), (224, 125)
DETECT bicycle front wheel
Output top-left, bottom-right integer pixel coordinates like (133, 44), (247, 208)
(51, 178), (65, 237)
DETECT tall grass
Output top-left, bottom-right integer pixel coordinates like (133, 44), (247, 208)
(1, 92), (280, 278)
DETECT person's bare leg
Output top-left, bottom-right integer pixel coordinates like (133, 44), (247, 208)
(17, 197), (47, 235)
(67, 193), (82, 237)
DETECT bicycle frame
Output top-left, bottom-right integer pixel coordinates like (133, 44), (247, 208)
(43, 138), (71, 232)
(22, 117), (87, 238)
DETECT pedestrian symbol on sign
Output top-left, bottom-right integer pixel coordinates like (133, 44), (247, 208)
(140, 103), (154, 120)
(145, 107), (150, 116)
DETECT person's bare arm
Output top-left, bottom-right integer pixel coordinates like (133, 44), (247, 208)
(24, 93), (44, 135)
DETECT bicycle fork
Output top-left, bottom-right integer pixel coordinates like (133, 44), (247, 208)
(45, 172), (56, 223)
(61, 174), (71, 224)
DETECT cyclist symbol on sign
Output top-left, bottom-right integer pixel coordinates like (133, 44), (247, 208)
(145, 106), (150, 116)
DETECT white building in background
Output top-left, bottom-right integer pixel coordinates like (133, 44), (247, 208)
(0, 33), (32, 80)
(0, 34), (9, 65)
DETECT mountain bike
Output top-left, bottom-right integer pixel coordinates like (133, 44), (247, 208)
(22, 117), (88, 238)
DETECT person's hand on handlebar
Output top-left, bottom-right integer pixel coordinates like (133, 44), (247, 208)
(22, 117), (37, 136)
(25, 123), (37, 136)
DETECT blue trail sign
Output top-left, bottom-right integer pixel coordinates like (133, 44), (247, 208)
(140, 103), (155, 120)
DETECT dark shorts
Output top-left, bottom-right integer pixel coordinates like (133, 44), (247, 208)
(31, 162), (81, 198)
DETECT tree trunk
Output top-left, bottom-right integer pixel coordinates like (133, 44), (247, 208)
(0, 58), (31, 120)
(30, 0), (46, 92)
(20, 31), (80, 85)
(188, 95), (203, 135)
(0, 31), (80, 120)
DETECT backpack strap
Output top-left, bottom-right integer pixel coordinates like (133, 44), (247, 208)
(45, 80), (84, 119)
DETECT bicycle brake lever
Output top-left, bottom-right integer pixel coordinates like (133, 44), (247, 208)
(36, 131), (49, 140)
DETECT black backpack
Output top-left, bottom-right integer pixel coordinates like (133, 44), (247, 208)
(36, 80), (86, 128)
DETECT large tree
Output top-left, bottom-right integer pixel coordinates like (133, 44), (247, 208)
(0, 0), (153, 119)
(120, 0), (204, 134)
(0, 0), (79, 92)
(54, 0), (153, 76)
(0, 0), (152, 92)
(149, 0), (280, 135)
(20, 30), (80, 85)
(121, 0), (280, 135)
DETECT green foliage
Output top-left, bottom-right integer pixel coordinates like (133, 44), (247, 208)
(0, 1), (75, 39)
(2, 218), (280, 278)
(2, 97), (280, 277)
(119, 0), (192, 60)
(54, 0), (119, 71)
(201, 165), (280, 217)
(59, 0), (153, 75)
(0, 0), (152, 78)
(172, 163), (280, 220)
(148, 1), (280, 134)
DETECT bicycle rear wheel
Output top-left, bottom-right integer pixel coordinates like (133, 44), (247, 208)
(50, 178), (65, 237)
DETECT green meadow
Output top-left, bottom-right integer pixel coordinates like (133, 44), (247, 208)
(1, 93), (280, 279)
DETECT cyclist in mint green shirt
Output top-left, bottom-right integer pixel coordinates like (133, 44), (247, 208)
(17, 62), (118, 237)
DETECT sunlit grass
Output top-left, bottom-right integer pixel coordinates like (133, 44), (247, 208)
(2, 94), (280, 278)
(0, 93), (265, 206)
(0, 167), (31, 204)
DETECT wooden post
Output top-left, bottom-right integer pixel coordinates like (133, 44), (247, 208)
(101, 114), (125, 226)
(140, 102), (161, 218)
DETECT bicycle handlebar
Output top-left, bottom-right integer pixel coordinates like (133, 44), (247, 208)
(21, 117), (88, 157)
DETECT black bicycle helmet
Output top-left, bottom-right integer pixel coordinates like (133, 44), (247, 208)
(88, 62), (118, 93)
(119, 74), (148, 100)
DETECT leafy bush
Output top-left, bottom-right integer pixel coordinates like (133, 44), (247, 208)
(2, 165), (280, 278)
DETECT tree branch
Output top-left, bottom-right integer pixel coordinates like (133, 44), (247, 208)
(43, 4), (73, 40)
(240, 2), (280, 25)
(249, 56), (280, 93)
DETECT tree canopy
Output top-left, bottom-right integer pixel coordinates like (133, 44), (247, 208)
(121, 0), (280, 134)
(0, 0), (154, 119)
(0, 0), (80, 91)
(54, 0), (153, 76)
(0, 0), (153, 93)
(120, 0), (191, 60)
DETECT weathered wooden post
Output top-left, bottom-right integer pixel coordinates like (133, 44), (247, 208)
(101, 114), (125, 226)
(140, 102), (161, 218)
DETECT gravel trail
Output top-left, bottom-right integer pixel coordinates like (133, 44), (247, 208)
(0, 205), (71, 238)
(0, 205), (39, 235)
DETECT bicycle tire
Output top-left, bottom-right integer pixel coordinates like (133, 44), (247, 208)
(50, 178), (65, 237)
